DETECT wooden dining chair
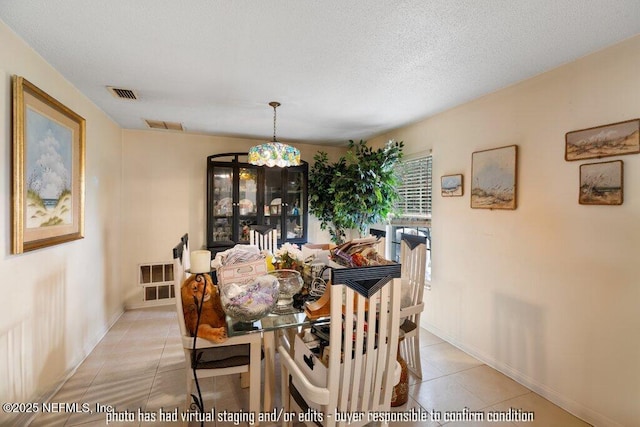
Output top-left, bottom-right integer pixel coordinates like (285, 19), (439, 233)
(279, 277), (401, 427)
(398, 233), (428, 378)
(249, 225), (278, 253)
(172, 234), (261, 415)
(369, 227), (387, 259)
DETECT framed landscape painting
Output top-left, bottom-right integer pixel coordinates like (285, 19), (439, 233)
(471, 145), (517, 210)
(579, 160), (623, 205)
(12, 76), (86, 253)
(565, 119), (640, 161)
(441, 174), (463, 197)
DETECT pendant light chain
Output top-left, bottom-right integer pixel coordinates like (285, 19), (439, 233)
(273, 104), (277, 142)
(270, 101), (281, 142)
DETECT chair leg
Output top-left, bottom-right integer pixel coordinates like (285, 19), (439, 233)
(263, 331), (276, 412)
(324, 405), (336, 427)
(404, 334), (423, 379)
(281, 363), (290, 427)
(186, 375), (193, 408)
(412, 332), (422, 378)
(249, 341), (261, 419)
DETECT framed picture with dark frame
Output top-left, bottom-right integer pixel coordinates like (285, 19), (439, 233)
(579, 160), (623, 205)
(471, 145), (517, 210)
(441, 174), (463, 197)
(565, 119), (640, 161)
(12, 76), (86, 253)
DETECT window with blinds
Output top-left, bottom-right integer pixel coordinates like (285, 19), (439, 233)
(396, 155), (432, 219)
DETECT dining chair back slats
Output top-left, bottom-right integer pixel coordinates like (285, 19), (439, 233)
(249, 225), (278, 253)
(360, 291), (377, 412)
(173, 236), (189, 339)
(399, 233), (428, 378)
(280, 277), (401, 427)
(374, 285), (391, 406)
(348, 295), (366, 412)
(337, 287), (351, 411)
(369, 228), (387, 259)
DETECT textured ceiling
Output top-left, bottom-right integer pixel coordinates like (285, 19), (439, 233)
(1, 1), (640, 146)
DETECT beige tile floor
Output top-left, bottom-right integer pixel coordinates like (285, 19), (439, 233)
(29, 306), (590, 427)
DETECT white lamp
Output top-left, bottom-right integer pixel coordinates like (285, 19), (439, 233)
(190, 250), (212, 274)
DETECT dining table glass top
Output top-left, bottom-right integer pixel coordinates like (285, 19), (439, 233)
(226, 310), (314, 336)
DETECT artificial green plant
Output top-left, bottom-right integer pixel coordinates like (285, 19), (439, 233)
(309, 139), (404, 244)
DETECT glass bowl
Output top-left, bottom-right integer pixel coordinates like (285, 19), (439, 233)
(269, 269), (304, 308)
(218, 274), (280, 323)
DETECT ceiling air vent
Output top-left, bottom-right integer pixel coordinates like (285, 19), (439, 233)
(107, 86), (138, 100)
(144, 119), (184, 131)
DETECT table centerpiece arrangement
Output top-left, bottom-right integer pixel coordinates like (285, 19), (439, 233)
(270, 243), (306, 313)
(273, 243), (305, 271)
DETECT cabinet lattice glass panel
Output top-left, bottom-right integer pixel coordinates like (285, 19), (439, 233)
(207, 153), (308, 253)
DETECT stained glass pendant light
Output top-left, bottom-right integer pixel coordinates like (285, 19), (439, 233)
(248, 102), (301, 167)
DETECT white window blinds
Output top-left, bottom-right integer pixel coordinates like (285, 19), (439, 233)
(396, 155), (432, 219)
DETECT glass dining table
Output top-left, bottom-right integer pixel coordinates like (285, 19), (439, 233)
(226, 310), (321, 412)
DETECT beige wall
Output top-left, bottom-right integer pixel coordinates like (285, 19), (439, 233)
(120, 129), (346, 306)
(370, 35), (640, 426)
(0, 20), (124, 424)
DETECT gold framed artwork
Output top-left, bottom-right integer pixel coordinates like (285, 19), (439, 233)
(565, 119), (640, 161)
(471, 145), (517, 210)
(12, 76), (86, 253)
(441, 174), (463, 197)
(579, 160), (623, 205)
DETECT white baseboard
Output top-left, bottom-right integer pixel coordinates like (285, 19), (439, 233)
(22, 308), (125, 426)
(125, 298), (175, 310)
(422, 322), (619, 427)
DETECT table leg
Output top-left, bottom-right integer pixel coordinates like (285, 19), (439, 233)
(286, 328), (297, 354)
(263, 330), (275, 412)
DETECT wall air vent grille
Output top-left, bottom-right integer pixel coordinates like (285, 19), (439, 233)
(107, 86), (138, 100)
(144, 119), (184, 131)
(139, 262), (175, 303)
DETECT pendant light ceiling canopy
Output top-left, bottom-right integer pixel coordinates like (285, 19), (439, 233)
(248, 102), (301, 168)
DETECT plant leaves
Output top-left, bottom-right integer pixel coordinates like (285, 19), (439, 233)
(308, 139), (403, 242)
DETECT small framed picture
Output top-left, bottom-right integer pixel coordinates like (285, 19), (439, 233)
(565, 119), (639, 161)
(471, 145), (517, 210)
(579, 160), (623, 205)
(441, 174), (463, 197)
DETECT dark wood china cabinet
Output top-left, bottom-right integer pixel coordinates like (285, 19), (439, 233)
(206, 153), (308, 254)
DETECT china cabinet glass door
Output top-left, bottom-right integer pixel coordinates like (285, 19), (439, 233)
(237, 167), (258, 243)
(211, 166), (233, 243)
(263, 168), (283, 240)
(284, 168), (305, 240)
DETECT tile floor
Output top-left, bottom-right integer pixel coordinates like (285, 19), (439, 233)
(29, 306), (591, 427)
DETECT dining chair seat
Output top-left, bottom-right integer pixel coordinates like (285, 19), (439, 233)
(188, 345), (250, 369)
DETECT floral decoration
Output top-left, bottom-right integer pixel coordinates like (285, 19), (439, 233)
(274, 243), (305, 271)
